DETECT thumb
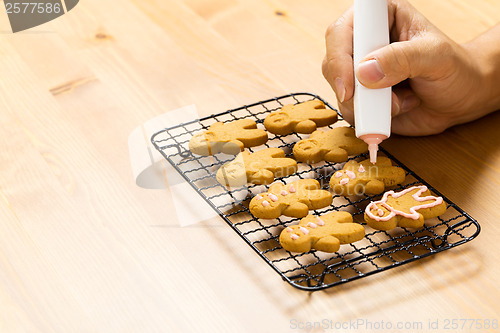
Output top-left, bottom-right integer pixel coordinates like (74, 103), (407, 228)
(356, 37), (452, 89)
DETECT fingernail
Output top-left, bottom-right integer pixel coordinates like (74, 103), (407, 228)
(401, 95), (420, 112)
(335, 77), (346, 103)
(357, 59), (385, 83)
(392, 99), (400, 116)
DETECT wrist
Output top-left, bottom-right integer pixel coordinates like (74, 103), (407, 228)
(460, 25), (500, 121)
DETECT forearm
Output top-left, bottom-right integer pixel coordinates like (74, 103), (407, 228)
(462, 24), (500, 120)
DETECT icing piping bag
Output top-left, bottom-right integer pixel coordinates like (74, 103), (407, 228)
(353, 0), (391, 163)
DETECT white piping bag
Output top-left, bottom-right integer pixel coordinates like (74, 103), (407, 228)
(353, 0), (391, 163)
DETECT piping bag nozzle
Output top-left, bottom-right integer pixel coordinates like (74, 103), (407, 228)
(359, 134), (387, 164)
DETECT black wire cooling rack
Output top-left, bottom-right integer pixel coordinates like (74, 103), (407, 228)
(151, 92), (480, 291)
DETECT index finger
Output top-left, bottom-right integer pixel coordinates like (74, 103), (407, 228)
(323, 6), (355, 102)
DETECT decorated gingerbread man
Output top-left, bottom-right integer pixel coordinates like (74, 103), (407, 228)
(216, 148), (298, 187)
(249, 179), (333, 219)
(330, 156), (406, 195)
(263, 100), (338, 135)
(364, 185), (447, 230)
(293, 127), (368, 164)
(279, 211), (365, 253)
(189, 119), (268, 155)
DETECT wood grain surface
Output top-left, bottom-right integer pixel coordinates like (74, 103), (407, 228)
(0, 0), (499, 332)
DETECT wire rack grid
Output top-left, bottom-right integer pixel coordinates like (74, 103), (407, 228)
(151, 92), (480, 291)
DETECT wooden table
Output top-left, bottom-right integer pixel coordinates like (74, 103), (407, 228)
(1, 0), (499, 332)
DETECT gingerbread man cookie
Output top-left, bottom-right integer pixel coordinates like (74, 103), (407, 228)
(216, 148), (298, 187)
(189, 119), (268, 156)
(263, 100), (338, 135)
(279, 211), (365, 253)
(249, 179), (333, 219)
(293, 127), (368, 164)
(364, 185), (447, 230)
(330, 156), (406, 195)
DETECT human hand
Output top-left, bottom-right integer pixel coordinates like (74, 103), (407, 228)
(322, 0), (488, 136)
